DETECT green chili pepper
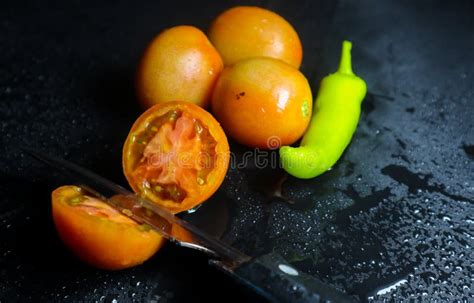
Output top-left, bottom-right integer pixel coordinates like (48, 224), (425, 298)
(279, 40), (367, 179)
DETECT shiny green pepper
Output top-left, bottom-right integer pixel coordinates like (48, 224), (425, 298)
(279, 41), (367, 179)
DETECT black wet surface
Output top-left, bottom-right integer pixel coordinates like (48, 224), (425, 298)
(1, 0), (473, 302)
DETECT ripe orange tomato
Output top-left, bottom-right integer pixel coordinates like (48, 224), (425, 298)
(122, 101), (230, 213)
(52, 185), (165, 270)
(209, 6), (303, 68)
(136, 26), (223, 108)
(212, 57), (312, 149)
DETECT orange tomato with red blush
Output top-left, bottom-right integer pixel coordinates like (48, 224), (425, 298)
(209, 6), (303, 68)
(212, 57), (312, 149)
(136, 26), (223, 108)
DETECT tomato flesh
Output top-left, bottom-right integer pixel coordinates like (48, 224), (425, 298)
(68, 194), (136, 225)
(129, 110), (217, 204)
(123, 101), (230, 214)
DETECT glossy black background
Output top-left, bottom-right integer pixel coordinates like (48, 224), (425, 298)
(1, 0), (473, 302)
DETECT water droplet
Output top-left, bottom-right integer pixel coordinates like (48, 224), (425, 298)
(278, 264), (299, 276)
(442, 216), (451, 221)
(375, 279), (408, 296)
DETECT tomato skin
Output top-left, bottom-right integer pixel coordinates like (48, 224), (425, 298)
(52, 186), (165, 270)
(212, 57), (312, 149)
(122, 101), (230, 214)
(209, 6), (303, 68)
(136, 25), (223, 109)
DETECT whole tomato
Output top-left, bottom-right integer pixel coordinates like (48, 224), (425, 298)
(209, 6), (303, 68)
(212, 57), (312, 149)
(136, 26), (223, 108)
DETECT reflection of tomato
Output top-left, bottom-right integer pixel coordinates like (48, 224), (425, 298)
(123, 101), (229, 214)
(212, 57), (312, 149)
(171, 224), (194, 243)
(52, 186), (165, 270)
(209, 6), (302, 68)
(136, 26), (223, 108)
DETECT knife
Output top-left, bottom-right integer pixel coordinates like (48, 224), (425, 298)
(26, 149), (357, 303)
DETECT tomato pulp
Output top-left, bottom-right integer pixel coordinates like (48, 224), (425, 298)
(123, 101), (229, 213)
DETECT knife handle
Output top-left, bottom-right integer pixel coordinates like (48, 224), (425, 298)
(230, 253), (357, 303)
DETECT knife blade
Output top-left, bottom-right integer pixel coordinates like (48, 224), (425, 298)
(24, 148), (249, 267)
(25, 149), (357, 303)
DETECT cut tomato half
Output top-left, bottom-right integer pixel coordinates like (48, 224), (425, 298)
(122, 101), (230, 213)
(52, 185), (165, 270)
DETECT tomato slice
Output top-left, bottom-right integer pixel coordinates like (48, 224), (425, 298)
(123, 101), (229, 213)
(52, 185), (165, 270)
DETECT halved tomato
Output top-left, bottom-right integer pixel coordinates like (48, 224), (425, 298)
(122, 101), (230, 213)
(52, 185), (165, 270)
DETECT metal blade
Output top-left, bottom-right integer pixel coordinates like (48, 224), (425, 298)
(24, 149), (250, 267)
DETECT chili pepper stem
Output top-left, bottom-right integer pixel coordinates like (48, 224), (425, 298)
(338, 40), (353, 75)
